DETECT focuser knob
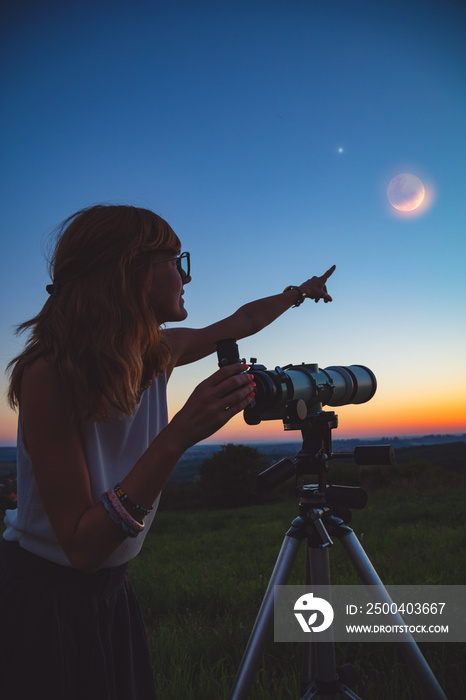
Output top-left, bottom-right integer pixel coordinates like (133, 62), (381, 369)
(284, 399), (307, 424)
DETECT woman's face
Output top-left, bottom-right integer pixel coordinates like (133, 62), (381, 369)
(150, 248), (191, 324)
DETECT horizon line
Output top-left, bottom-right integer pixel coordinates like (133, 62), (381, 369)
(1, 430), (465, 450)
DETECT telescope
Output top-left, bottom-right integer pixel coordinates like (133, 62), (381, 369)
(216, 338), (377, 430)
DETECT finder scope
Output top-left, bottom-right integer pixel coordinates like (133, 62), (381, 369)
(216, 338), (377, 427)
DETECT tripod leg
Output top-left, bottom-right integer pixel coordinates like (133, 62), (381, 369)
(307, 546), (340, 700)
(301, 540), (364, 700)
(301, 546), (313, 690)
(339, 529), (447, 700)
(229, 532), (302, 700)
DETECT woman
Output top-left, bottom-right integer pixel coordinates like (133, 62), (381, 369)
(0, 204), (335, 699)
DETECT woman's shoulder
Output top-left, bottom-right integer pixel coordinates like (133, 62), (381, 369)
(20, 357), (71, 419)
(22, 356), (59, 389)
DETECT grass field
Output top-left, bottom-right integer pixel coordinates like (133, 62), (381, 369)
(129, 482), (466, 700)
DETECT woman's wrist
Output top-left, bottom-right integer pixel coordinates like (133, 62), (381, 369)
(283, 285), (306, 307)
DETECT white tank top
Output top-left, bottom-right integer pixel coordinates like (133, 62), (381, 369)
(3, 374), (168, 568)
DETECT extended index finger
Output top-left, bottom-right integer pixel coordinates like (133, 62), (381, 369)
(322, 264), (336, 280)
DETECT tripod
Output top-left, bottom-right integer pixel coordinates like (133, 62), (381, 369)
(228, 411), (448, 700)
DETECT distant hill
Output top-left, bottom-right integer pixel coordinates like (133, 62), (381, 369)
(0, 447), (16, 478)
(2, 434), (464, 485)
(0, 447), (16, 463)
(393, 441), (466, 471)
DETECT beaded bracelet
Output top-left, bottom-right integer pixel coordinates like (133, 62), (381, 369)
(114, 483), (152, 517)
(101, 489), (145, 538)
(107, 487), (145, 535)
(101, 491), (135, 537)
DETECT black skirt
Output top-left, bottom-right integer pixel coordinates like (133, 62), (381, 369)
(0, 539), (157, 700)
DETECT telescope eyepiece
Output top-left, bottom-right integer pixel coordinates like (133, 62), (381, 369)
(216, 338), (241, 368)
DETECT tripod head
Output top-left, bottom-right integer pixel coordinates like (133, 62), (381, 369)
(258, 410), (395, 492)
(257, 409), (395, 523)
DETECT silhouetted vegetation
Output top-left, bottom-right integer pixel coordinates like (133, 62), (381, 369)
(198, 443), (269, 508)
(160, 440), (466, 511)
(1, 441), (465, 517)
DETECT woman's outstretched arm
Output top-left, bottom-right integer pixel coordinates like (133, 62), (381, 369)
(167, 265), (336, 369)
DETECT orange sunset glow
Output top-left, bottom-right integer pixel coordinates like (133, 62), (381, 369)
(199, 396), (466, 445)
(1, 394), (465, 448)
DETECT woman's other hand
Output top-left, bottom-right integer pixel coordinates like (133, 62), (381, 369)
(170, 363), (255, 449)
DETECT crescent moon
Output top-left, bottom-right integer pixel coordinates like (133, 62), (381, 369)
(387, 173), (425, 212)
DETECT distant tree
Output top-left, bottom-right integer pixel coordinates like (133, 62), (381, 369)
(198, 444), (268, 508)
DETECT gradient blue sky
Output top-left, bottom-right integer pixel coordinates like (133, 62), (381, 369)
(1, 0), (465, 445)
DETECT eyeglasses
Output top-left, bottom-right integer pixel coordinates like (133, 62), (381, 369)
(153, 251), (191, 280)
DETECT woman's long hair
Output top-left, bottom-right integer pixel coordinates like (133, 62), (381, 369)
(7, 204), (181, 421)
